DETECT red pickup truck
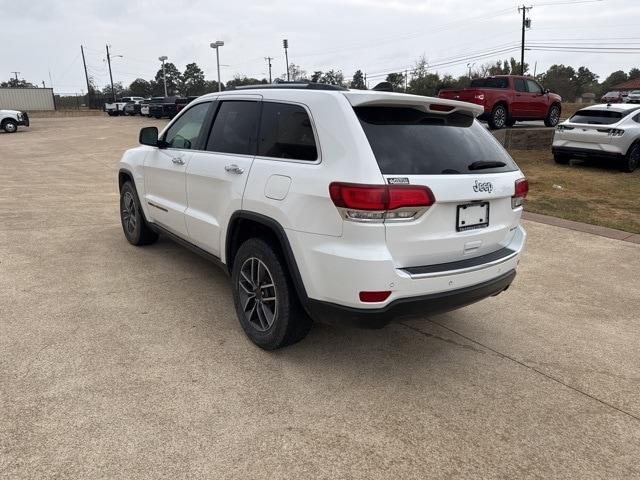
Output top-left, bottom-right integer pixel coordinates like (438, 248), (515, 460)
(438, 75), (562, 129)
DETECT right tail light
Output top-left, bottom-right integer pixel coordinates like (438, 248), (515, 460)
(512, 178), (529, 209)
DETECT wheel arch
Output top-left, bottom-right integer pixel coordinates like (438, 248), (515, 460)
(225, 211), (310, 312)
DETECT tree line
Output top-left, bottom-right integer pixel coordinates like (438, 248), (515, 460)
(3, 56), (639, 102)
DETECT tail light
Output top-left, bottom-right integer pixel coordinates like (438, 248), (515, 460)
(512, 178), (528, 209)
(608, 128), (625, 137)
(329, 183), (435, 222)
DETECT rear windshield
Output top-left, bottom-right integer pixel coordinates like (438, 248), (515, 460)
(569, 109), (635, 125)
(355, 106), (518, 175)
(470, 78), (509, 89)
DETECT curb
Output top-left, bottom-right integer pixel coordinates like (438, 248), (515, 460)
(523, 211), (640, 245)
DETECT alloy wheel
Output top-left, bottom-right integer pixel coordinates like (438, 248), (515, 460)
(121, 191), (137, 234)
(238, 257), (278, 332)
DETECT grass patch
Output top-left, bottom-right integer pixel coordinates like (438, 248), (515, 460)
(510, 149), (640, 233)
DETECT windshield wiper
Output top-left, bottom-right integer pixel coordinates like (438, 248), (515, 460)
(468, 160), (506, 170)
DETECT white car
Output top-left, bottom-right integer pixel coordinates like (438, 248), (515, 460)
(118, 84), (528, 349)
(552, 103), (640, 172)
(1, 109), (29, 133)
(626, 90), (640, 104)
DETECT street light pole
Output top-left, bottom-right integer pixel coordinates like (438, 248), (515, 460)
(283, 39), (290, 81)
(106, 45), (115, 102)
(210, 41), (224, 92)
(158, 56), (168, 97)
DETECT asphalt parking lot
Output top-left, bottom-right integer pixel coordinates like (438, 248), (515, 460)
(1, 116), (639, 479)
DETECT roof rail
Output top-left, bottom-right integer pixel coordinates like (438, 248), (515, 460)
(232, 82), (348, 91)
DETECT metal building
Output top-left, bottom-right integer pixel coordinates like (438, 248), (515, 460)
(0, 88), (55, 111)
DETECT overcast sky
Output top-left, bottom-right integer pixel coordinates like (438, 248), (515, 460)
(3, 0), (639, 93)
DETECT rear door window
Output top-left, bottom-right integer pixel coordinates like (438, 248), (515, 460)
(258, 102), (318, 161)
(206, 101), (260, 155)
(355, 106), (517, 175)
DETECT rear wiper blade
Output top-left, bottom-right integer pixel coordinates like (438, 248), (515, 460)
(468, 160), (506, 170)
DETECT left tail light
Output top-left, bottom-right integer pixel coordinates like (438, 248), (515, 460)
(329, 182), (435, 222)
(512, 178), (528, 209)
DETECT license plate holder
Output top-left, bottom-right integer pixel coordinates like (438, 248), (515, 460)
(456, 202), (489, 232)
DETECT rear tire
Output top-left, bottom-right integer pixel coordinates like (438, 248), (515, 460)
(622, 143), (640, 172)
(2, 119), (18, 133)
(120, 181), (158, 246)
(231, 238), (312, 350)
(488, 104), (508, 129)
(554, 153), (570, 165)
(545, 104), (561, 127)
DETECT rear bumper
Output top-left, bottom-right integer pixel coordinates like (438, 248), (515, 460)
(552, 145), (624, 160)
(308, 270), (516, 328)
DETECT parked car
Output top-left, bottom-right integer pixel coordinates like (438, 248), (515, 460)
(175, 96), (198, 114)
(139, 98), (152, 116)
(105, 96), (145, 116)
(148, 96), (184, 119)
(626, 90), (640, 104)
(118, 83), (528, 349)
(123, 98), (146, 116)
(601, 91), (624, 104)
(552, 103), (640, 172)
(145, 97), (164, 117)
(0, 109), (29, 133)
(438, 75), (562, 129)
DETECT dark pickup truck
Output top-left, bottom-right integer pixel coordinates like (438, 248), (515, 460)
(438, 75), (562, 129)
(148, 96), (197, 119)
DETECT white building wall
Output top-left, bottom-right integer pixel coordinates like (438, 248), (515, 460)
(0, 88), (55, 111)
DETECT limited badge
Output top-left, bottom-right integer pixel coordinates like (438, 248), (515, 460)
(387, 177), (410, 184)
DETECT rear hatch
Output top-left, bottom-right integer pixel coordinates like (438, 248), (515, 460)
(560, 108), (628, 145)
(354, 104), (523, 268)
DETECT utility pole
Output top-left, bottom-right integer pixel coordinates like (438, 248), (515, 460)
(283, 39), (290, 81)
(106, 44), (115, 102)
(364, 73), (367, 89)
(11, 71), (20, 82)
(518, 5), (532, 75)
(264, 56), (273, 83)
(159, 56), (168, 96)
(80, 45), (92, 106)
(404, 69), (408, 92)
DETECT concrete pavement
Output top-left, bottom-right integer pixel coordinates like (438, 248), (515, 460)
(1, 117), (639, 479)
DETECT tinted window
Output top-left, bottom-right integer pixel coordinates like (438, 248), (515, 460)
(470, 78), (508, 89)
(514, 78), (527, 92)
(526, 80), (543, 94)
(569, 109), (636, 125)
(258, 102), (318, 161)
(163, 102), (211, 149)
(207, 101), (259, 155)
(355, 107), (517, 175)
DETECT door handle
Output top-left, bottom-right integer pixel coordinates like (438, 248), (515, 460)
(225, 164), (244, 174)
(171, 157), (185, 165)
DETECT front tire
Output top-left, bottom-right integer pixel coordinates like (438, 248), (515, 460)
(622, 143), (640, 172)
(545, 104), (561, 127)
(120, 181), (158, 245)
(231, 238), (312, 350)
(554, 153), (570, 165)
(3, 119), (18, 133)
(488, 104), (508, 129)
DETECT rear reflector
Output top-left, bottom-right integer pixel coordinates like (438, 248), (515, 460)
(359, 291), (391, 303)
(512, 178), (529, 208)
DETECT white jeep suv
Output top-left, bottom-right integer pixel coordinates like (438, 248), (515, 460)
(118, 84), (528, 349)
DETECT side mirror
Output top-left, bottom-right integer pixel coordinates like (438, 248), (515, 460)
(139, 126), (159, 147)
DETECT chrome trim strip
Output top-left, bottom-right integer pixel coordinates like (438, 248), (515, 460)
(400, 250), (519, 279)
